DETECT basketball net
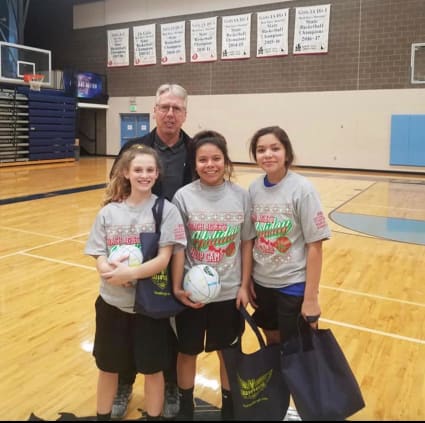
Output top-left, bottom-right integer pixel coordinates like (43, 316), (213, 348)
(23, 74), (44, 91)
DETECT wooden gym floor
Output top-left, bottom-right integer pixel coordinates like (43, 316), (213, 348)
(0, 157), (424, 420)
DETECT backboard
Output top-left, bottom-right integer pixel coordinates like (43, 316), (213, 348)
(0, 41), (51, 86)
(411, 43), (425, 84)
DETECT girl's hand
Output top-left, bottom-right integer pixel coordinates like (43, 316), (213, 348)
(248, 280), (258, 309)
(97, 260), (115, 274)
(174, 288), (205, 309)
(301, 298), (321, 328)
(236, 285), (251, 309)
(101, 256), (135, 286)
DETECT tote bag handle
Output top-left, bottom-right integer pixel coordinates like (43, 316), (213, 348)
(151, 197), (165, 234)
(240, 306), (266, 349)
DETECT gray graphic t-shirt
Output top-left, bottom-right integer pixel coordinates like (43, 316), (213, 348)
(85, 195), (186, 313)
(249, 171), (331, 288)
(173, 180), (256, 301)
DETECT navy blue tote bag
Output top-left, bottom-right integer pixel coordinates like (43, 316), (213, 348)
(222, 306), (290, 421)
(134, 197), (186, 319)
(280, 319), (365, 420)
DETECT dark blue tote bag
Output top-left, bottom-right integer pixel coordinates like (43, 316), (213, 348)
(222, 306), (290, 421)
(280, 319), (365, 420)
(134, 197), (186, 319)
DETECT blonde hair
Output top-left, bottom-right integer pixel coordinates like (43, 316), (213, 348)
(103, 145), (162, 205)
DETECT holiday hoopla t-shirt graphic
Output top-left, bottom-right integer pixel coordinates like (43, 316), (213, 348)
(187, 211), (243, 265)
(252, 206), (293, 256)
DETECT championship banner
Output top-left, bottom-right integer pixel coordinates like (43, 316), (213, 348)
(133, 24), (156, 66)
(221, 13), (251, 60)
(293, 4), (331, 55)
(257, 9), (289, 58)
(190, 17), (217, 62)
(107, 28), (129, 67)
(161, 21), (186, 65)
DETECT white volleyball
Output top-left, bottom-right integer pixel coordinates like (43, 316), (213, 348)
(108, 245), (143, 267)
(183, 264), (221, 304)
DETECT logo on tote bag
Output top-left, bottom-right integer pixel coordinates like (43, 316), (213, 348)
(237, 369), (273, 407)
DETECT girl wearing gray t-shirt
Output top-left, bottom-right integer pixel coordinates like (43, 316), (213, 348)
(249, 127), (331, 329)
(248, 125), (331, 417)
(85, 145), (186, 420)
(171, 130), (256, 420)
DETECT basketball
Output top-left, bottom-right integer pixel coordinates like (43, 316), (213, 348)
(108, 245), (143, 267)
(183, 264), (221, 304)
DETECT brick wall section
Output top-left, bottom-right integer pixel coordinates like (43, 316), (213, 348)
(26, 0), (425, 96)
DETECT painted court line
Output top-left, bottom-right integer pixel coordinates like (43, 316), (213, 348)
(20, 253), (423, 345)
(21, 252), (95, 271)
(321, 284), (425, 308)
(5, 252), (422, 345)
(0, 225), (66, 240)
(321, 318), (425, 345)
(0, 183), (106, 205)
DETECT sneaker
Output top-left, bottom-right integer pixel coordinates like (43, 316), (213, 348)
(162, 382), (180, 419)
(283, 407), (302, 421)
(111, 383), (133, 420)
(174, 397), (194, 421)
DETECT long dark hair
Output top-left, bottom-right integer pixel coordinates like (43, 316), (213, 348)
(249, 126), (295, 167)
(190, 129), (234, 181)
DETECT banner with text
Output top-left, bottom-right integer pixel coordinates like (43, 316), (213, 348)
(293, 4), (331, 55)
(257, 9), (289, 57)
(221, 13), (251, 60)
(133, 24), (156, 66)
(107, 28), (129, 67)
(190, 17), (217, 62)
(161, 21), (186, 65)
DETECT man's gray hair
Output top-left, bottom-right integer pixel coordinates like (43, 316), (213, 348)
(156, 83), (188, 108)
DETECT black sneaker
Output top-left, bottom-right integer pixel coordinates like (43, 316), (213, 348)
(111, 383), (133, 420)
(163, 382), (180, 419)
(175, 395), (194, 421)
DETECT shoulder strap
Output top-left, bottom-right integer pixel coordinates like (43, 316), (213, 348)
(151, 197), (165, 234)
(240, 306), (266, 349)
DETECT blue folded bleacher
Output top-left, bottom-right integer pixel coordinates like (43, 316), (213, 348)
(17, 87), (76, 161)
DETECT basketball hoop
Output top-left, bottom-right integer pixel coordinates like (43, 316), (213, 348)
(23, 73), (45, 91)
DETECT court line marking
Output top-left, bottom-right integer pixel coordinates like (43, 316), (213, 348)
(20, 251), (425, 345)
(328, 181), (378, 214)
(1, 229), (424, 310)
(0, 225), (66, 239)
(0, 226), (88, 242)
(3, 220), (425, 305)
(321, 318), (425, 345)
(0, 183), (106, 205)
(0, 232), (89, 261)
(320, 284), (425, 308)
(21, 249), (425, 345)
(330, 211), (425, 246)
(2, 169), (424, 344)
(21, 252), (96, 271)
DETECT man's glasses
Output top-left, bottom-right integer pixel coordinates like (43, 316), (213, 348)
(156, 104), (186, 115)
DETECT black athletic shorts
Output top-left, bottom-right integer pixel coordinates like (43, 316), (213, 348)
(93, 295), (173, 375)
(252, 283), (305, 343)
(175, 299), (244, 355)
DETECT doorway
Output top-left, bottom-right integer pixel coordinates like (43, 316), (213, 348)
(120, 113), (150, 147)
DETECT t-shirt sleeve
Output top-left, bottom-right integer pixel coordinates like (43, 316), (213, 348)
(159, 201), (187, 249)
(299, 187), (331, 243)
(240, 189), (256, 241)
(84, 210), (108, 257)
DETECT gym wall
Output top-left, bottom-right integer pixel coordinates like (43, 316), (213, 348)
(26, 0), (425, 172)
